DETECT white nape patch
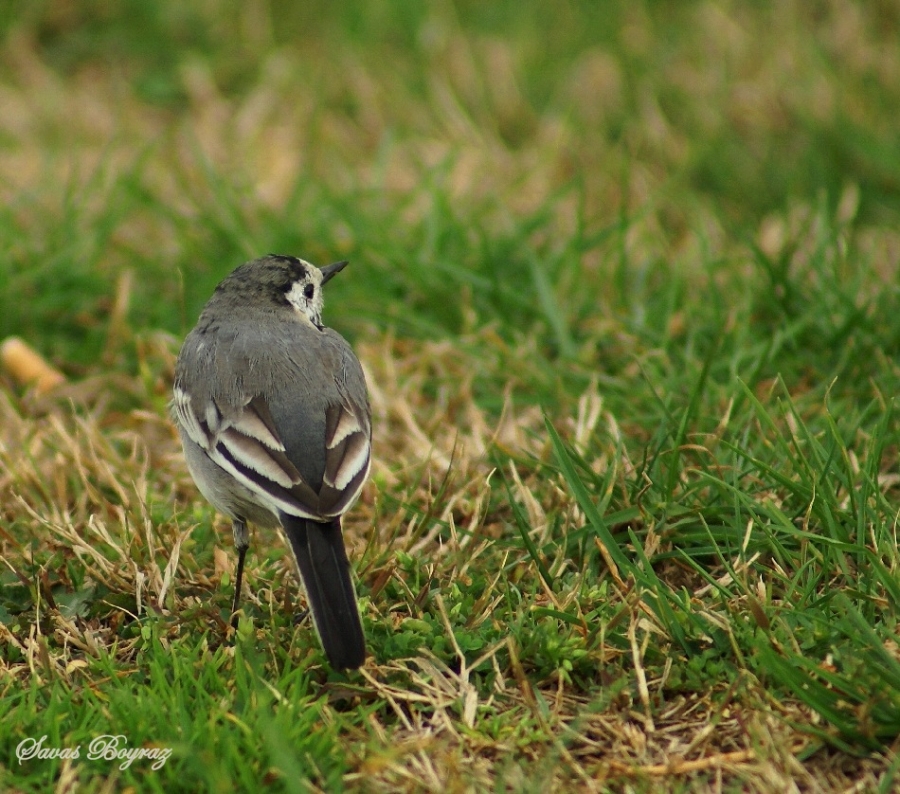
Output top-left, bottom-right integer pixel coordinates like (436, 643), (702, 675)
(284, 272), (324, 325)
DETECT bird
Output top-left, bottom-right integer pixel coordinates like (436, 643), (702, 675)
(171, 254), (371, 670)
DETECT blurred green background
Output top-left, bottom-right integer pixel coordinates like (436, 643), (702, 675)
(2, 0), (898, 376)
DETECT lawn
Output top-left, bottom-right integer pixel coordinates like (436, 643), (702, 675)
(2, 1), (900, 791)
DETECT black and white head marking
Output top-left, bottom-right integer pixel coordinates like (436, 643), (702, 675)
(283, 260), (326, 327)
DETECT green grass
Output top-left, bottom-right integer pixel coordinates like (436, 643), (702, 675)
(2, 0), (900, 791)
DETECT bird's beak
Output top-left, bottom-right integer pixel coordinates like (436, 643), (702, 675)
(320, 260), (349, 284)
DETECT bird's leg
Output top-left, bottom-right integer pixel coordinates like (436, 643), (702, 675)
(230, 518), (249, 628)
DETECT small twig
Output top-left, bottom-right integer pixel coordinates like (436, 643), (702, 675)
(629, 610), (655, 733)
(608, 748), (756, 776)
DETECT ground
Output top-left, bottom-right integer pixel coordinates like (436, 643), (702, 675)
(1, 2), (900, 791)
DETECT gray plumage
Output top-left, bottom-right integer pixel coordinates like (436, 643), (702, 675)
(172, 255), (371, 670)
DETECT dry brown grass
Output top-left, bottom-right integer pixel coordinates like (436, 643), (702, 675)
(2, 334), (898, 790)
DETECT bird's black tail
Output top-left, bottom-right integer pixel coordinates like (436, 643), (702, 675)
(279, 514), (365, 670)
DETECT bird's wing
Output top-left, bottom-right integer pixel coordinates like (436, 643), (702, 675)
(318, 397), (371, 515)
(314, 339), (372, 516)
(173, 387), (322, 519)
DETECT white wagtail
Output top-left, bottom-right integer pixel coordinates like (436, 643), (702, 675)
(171, 255), (371, 670)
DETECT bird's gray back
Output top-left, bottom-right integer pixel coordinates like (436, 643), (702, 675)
(175, 310), (367, 491)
